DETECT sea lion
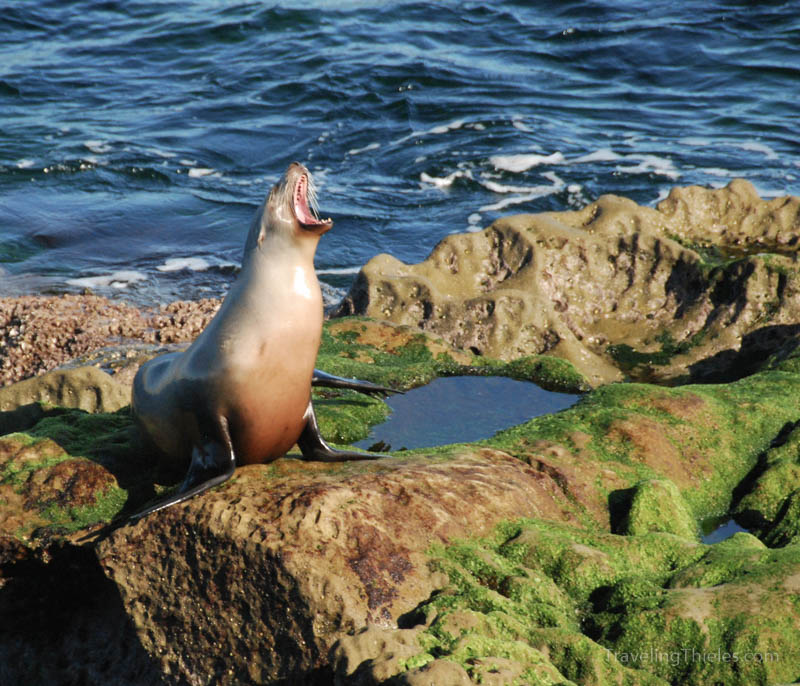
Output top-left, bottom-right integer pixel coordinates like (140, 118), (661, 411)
(130, 162), (394, 520)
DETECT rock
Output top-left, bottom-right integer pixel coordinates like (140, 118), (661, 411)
(0, 540), (164, 686)
(620, 479), (699, 540)
(334, 180), (800, 386)
(392, 659), (472, 686)
(94, 450), (572, 684)
(403, 519), (800, 686)
(0, 294), (220, 387)
(3, 321), (800, 683)
(0, 366), (129, 414)
(657, 177), (800, 250)
(733, 422), (800, 536)
(332, 626), (428, 685)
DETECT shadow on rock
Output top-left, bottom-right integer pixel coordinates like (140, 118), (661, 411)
(0, 538), (164, 685)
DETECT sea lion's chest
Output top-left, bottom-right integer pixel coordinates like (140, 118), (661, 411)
(194, 263), (323, 462)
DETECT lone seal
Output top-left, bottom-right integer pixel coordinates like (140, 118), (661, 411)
(131, 162), (394, 519)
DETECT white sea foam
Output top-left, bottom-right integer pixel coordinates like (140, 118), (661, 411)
(84, 140), (111, 154)
(67, 270), (147, 289)
(316, 266), (361, 275)
(429, 119), (465, 135)
(420, 170), (472, 188)
(570, 148), (621, 164)
(652, 189), (671, 204)
(701, 167), (737, 177)
(188, 167), (215, 178)
(180, 159), (196, 166)
(347, 142), (380, 156)
(400, 119), (467, 144)
(145, 148), (177, 159)
(156, 257), (211, 272)
(479, 191), (551, 213)
(478, 173), (565, 212)
(320, 281), (347, 308)
(479, 178), (545, 194)
(16, 159), (35, 169)
(614, 154), (680, 180)
(511, 115), (533, 132)
(679, 137), (712, 146)
(490, 152), (565, 173)
(737, 141), (779, 160)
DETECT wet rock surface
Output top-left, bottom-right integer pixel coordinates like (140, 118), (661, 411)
(335, 179), (800, 387)
(4, 180), (800, 684)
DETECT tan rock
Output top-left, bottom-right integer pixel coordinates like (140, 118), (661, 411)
(0, 366), (129, 414)
(96, 449), (575, 684)
(335, 180), (800, 385)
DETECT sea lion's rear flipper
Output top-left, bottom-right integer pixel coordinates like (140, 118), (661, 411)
(297, 401), (385, 462)
(312, 369), (401, 397)
(129, 421), (236, 521)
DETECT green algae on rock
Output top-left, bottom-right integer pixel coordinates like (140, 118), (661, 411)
(318, 318), (590, 394)
(353, 518), (798, 685)
(0, 366), (130, 436)
(618, 479), (698, 540)
(734, 420), (800, 542)
(0, 404), (137, 538)
(482, 370), (800, 531)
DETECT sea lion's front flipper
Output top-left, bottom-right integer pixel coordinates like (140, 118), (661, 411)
(297, 401), (385, 462)
(129, 420), (236, 521)
(312, 369), (401, 397)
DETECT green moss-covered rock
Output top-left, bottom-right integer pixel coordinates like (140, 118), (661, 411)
(488, 371), (800, 527)
(384, 518), (800, 686)
(621, 479), (698, 540)
(6, 315), (800, 684)
(762, 489), (800, 547)
(0, 427), (129, 538)
(735, 423), (800, 534)
(319, 317), (590, 393)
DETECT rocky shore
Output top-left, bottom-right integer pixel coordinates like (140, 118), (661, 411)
(3, 179), (800, 685)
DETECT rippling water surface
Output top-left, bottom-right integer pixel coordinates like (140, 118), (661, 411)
(1, 1), (798, 305)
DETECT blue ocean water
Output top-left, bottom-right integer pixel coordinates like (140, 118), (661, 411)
(1, 1), (798, 306)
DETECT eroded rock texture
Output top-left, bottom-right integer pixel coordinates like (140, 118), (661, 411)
(335, 180), (800, 386)
(96, 451), (565, 684)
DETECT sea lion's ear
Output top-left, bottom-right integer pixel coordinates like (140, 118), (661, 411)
(256, 216), (266, 248)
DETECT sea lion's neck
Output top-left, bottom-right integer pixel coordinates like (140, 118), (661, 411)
(198, 235), (322, 361)
(244, 231), (320, 271)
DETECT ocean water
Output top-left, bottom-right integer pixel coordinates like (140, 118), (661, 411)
(1, 1), (798, 307)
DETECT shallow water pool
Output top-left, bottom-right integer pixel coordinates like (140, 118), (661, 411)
(355, 375), (579, 451)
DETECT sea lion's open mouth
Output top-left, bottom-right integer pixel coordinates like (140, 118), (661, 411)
(293, 172), (332, 229)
